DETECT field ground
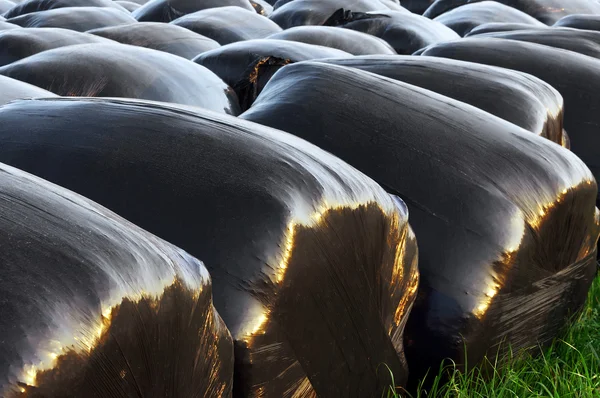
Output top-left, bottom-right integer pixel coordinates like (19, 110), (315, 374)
(389, 273), (600, 398)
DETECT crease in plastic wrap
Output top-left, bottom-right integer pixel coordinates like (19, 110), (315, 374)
(88, 23), (221, 60)
(431, 1), (545, 36)
(132, 0), (256, 23)
(5, 7), (137, 32)
(0, 163), (233, 397)
(423, 0), (600, 24)
(554, 14), (600, 31)
(192, 39), (349, 111)
(0, 42), (241, 115)
(169, 7), (282, 46)
(241, 61), (600, 385)
(323, 9), (459, 55)
(0, 97), (420, 397)
(0, 75), (57, 106)
(318, 55), (566, 147)
(419, 38), (600, 206)
(465, 22), (548, 36)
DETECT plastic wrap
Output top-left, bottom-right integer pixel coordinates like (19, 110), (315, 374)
(269, 0), (408, 29)
(324, 10), (459, 55)
(399, 0), (434, 14)
(3, 0), (126, 18)
(466, 22), (548, 36)
(241, 61), (600, 385)
(0, 97), (420, 396)
(318, 55), (565, 145)
(192, 39), (349, 111)
(0, 42), (240, 115)
(469, 28), (600, 59)
(267, 26), (396, 55)
(115, 1), (140, 11)
(423, 0), (600, 24)
(89, 22), (220, 60)
(554, 14), (600, 31)
(0, 28), (111, 67)
(170, 7), (281, 45)
(420, 38), (600, 205)
(0, 163), (233, 397)
(132, 0), (254, 23)
(6, 7), (136, 31)
(0, 0), (14, 13)
(0, 75), (56, 106)
(432, 1), (544, 36)
(0, 21), (18, 30)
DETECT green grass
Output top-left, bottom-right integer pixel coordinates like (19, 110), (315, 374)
(386, 275), (600, 398)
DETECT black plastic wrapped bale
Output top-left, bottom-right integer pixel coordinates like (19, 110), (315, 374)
(192, 39), (349, 111)
(470, 28), (600, 60)
(250, 0), (272, 16)
(399, 0), (434, 14)
(89, 22), (220, 60)
(0, 75), (56, 106)
(423, 0), (600, 25)
(267, 25), (396, 55)
(0, 97), (420, 397)
(170, 7), (281, 45)
(0, 43), (240, 115)
(324, 9), (460, 55)
(0, 163), (233, 398)
(432, 1), (545, 37)
(131, 0), (254, 23)
(0, 0), (14, 13)
(115, 0), (140, 11)
(420, 38), (600, 205)
(0, 28), (112, 67)
(3, 0), (126, 18)
(6, 7), (137, 31)
(466, 22), (548, 36)
(318, 55), (566, 147)
(554, 14), (600, 31)
(269, 0), (408, 29)
(241, 61), (600, 385)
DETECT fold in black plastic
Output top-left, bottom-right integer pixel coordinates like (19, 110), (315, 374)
(432, 1), (544, 36)
(324, 9), (459, 55)
(6, 7), (137, 31)
(419, 38), (600, 205)
(318, 55), (565, 146)
(423, 0), (600, 24)
(88, 22), (221, 60)
(0, 75), (57, 106)
(0, 42), (240, 115)
(241, 61), (600, 385)
(192, 39), (349, 111)
(170, 7), (282, 45)
(0, 163), (233, 397)
(0, 97), (420, 397)
(132, 0), (255, 23)
(0, 27), (111, 67)
(554, 14), (600, 31)
(466, 22), (548, 36)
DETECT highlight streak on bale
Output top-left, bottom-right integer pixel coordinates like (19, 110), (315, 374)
(0, 0), (14, 13)
(241, 61), (600, 385)
(0, 163), (233, 398)
(318, 55), (565, 146)
(6, 7), (137, 32)
(419, 38), (600, 205)
(132, 0), (255, 23)
(170, 7), (282, 45)
(0, 21), (19, 30)
(267, 25), (397, 55)
(192, 39), (349, 111)
(88, 22), (221, 60)
(0, 97), (420, 397)
(432, 1), (545, 36)
(324, 9), (460, 55)
(269, 0), (408, 29)
(423, 0), (600, 25)
(0, 28), (112, 67)
(466, 22), (548, 36)
(554, 14), (600, 31)
(2, 0), (126, 18)
(0, 43), (240, 115)
(0, 75), (57, 106)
